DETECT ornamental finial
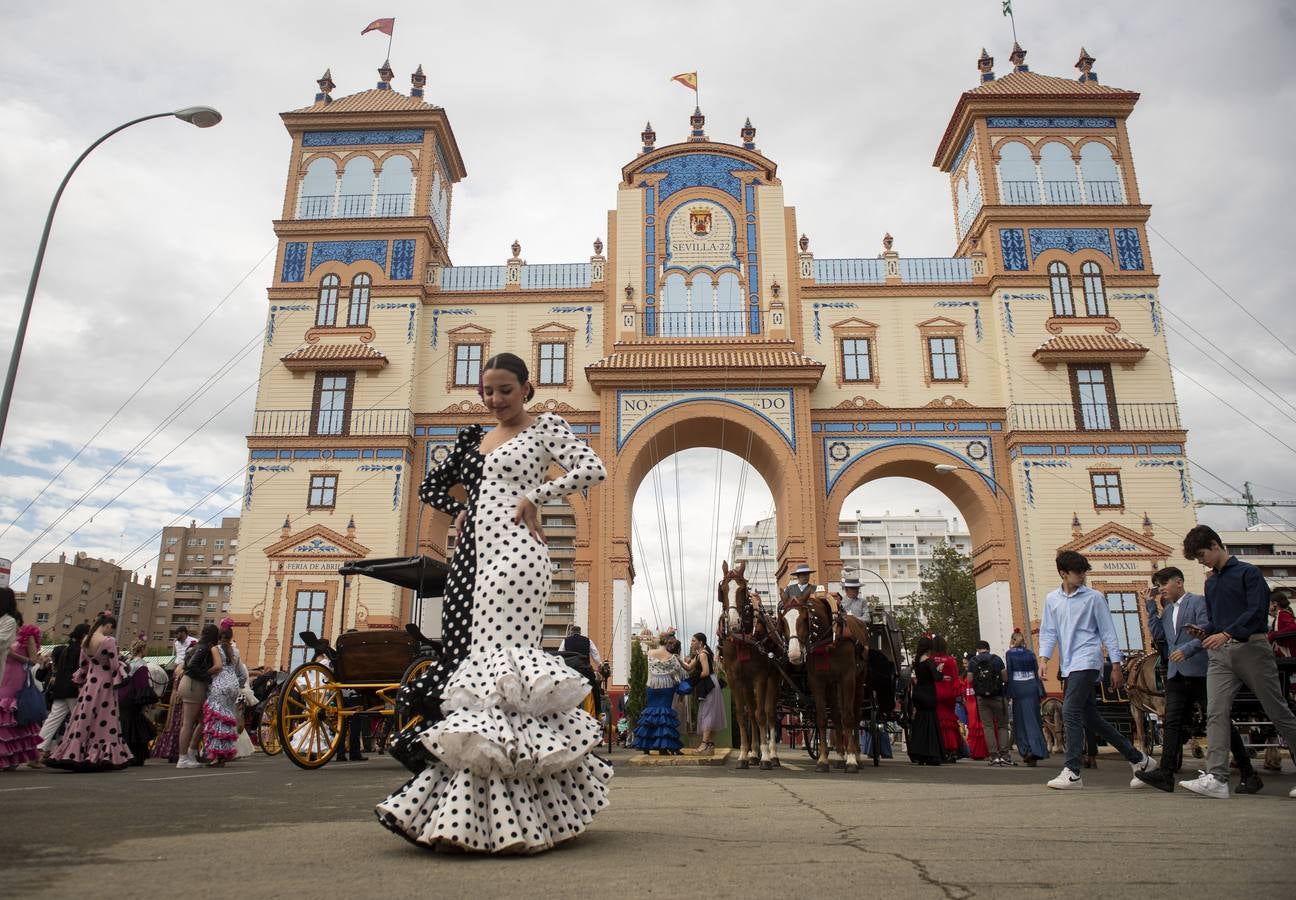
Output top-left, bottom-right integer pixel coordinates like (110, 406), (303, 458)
(1075, 47), (1098, 82)
(1009, 42), (1028, 73)
(316, 69), (335, 103)
(977, 48), (994, 82)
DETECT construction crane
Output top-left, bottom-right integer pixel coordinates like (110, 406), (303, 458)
(1195, 481), (1296, 528)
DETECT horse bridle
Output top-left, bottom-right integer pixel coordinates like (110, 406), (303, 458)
(782, 594), (838, 656)
(719, 572), (785, 655)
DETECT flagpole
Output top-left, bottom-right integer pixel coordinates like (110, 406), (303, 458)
(387, 27), (394, 63)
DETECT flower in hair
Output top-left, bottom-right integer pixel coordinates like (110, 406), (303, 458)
(219, 616), (235, 630)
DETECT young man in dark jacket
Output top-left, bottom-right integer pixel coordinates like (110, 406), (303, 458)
(1180, 526), (1296, 799)
(37, 623), (90, 761)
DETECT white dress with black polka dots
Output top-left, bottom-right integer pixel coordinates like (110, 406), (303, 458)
(376, 413), (611, 854)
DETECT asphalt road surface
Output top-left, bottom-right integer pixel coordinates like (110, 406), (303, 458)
(1, 750), (1291, 899)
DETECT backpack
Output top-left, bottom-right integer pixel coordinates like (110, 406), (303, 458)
(971, 656), (1001, 697)
(183, 643), (213, 683)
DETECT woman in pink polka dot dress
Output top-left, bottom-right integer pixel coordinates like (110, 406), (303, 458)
(377, 352), (610, 854)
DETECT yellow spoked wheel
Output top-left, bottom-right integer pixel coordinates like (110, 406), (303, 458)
(394, 656), (436, 739)
(258, 693), (282, 756)
(278, 662), (343, 769)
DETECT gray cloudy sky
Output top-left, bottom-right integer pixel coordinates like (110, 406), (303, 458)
(2, 2), (1294, 641)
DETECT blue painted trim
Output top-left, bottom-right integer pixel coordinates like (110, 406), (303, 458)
(310, 240), (389, 272)
(390, 239), (416, 280)
(293, 450), (322, 459)
(957, 421), (989, 431)
(640, 152), (759, 202)
(333, 449), (361, 459)
(824, 438), (996, 495)
(615, 389), (796, 451)
(1028, 228), (1113, 262)
(986, 117), (1115, 129)
(951, 128), (975, 171)
(377, 448), (404, 458)
(250, 450), (278, 459)
(302, 129), (424, 147)
(914, 422), (946, 432)
(1149, 444), (1182, 454)
(281, 242), (307, 282)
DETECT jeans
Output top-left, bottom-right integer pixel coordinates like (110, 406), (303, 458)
(1159, 674), (1252, 776)
(1062, 668), (1141, 775)
(1206, 637), (1296, 779)
(976, 695), (1011, 756)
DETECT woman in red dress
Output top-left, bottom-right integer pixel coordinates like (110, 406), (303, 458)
(931, 634), (962, 761)
(959, 657), (990, 760)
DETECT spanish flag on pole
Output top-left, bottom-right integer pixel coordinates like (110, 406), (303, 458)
(361, 17), (395, 36)
(671, 72), (698, 92)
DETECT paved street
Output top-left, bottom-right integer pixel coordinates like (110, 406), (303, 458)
(0, 749), (1290, 899)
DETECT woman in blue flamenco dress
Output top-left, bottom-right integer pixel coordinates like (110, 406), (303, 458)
(633, 643), (685, 755)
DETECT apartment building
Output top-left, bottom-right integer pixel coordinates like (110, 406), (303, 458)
(152, 517), (240, 636)
(731, 511), (973, 608)
(22, 552), (156, 640)
(1218, 526), (1296, 593)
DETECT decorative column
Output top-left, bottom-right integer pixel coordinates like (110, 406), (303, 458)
(506, 239), (524, 290)
(590, 237), (605, 284)
(797, 233), (814, 283)
(619, 281), (637, 341)
(882, 232), (901, 284)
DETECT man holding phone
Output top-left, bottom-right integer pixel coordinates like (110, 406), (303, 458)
(1133, 566), (1261, 793)
(1180, 525), (1296, 799)
(1038, 550), (1152, 789)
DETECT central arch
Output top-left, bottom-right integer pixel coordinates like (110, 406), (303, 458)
(598, 399), (818, 682)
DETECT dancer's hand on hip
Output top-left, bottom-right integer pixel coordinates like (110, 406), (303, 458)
(514, 497), (546, 544)
(454, 509), (467, 532)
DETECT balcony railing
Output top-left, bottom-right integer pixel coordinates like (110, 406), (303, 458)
(1008, 402), (1181, 432)
(659, 310), (746, 337)
(898, 257), (973, 283)
(1001, 179), (1125, 206)
(814, 258), (886, 284)
(297, 192), (413, 219)
(251, 408), (411, 437)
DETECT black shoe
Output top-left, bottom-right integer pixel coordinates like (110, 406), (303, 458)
(349, 755), (369, 762)
(1135, 769), (1175, 793)
(1235, 773), (1264, 795)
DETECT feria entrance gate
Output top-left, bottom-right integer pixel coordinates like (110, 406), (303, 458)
(233, 50), (1196, 694)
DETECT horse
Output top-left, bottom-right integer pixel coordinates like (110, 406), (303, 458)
(780, 591), (863, 773)
(717, 560), (781, 770)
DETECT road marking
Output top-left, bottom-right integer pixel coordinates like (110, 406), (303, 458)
(0, 785), (53, 793)
(141, 771), (257, 782)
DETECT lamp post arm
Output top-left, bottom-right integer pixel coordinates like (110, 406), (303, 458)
(853, 565), (893, 613)
(0, 111), (174, 449)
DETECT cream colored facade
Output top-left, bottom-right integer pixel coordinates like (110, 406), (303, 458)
(231, 50), (1198, 688)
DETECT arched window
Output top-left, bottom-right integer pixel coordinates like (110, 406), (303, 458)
(1081, 262), (1107, 316)
(316, 274), (340, 326)
(1048, 262), (1074, 316)
(376, 155), (412, 216)
(1079, 142), (1123, 204)
(660, 273), (687, 337)
(957, 159), (983, 237)
(717, 272), (743, 336)
(348, 274), (371, 326)
(299, 157), (337, 219)
(996, 142), (1037, 204)
(1039, 142), (1080, 204)
(338, 156), (375, 217)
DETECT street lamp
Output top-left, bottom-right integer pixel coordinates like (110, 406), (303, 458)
(933, 462), (1033, 651)
(0, 106), (223, 448)
(847, 564), (893, 613)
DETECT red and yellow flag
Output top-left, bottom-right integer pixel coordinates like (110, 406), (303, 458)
(671, 72), (698, 92)
(361, 17), (395, 36)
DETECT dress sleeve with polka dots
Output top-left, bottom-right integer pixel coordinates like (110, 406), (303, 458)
(523, 415), (607, 507)
(419, 425), (481, 516)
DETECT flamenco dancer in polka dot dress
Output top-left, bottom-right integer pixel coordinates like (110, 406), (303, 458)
(47, 612), (133, 772)
(377, 353), (610, 854)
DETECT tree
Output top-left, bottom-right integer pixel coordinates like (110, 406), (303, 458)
(893, 541), (980, 661)
(625, 639), (648, 734)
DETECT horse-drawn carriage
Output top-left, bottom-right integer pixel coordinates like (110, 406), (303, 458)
(272, 555), (448, 769)
(716, 560), (908, 772)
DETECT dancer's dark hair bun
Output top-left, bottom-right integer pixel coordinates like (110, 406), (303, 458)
(483, 352), (535, 402)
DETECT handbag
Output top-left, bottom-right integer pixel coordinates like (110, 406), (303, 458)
(675, 678), (693, 696)
(695, 674), (714, 700)
(17, 666), (48, 726)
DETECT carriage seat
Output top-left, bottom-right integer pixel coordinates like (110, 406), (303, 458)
(333, 629), (417, 683)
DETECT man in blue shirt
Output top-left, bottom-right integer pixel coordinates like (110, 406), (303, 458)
(1038, 550), (1151, 789)
(1133, 566), (1260, 793)
(1180, 525), (1296, 799)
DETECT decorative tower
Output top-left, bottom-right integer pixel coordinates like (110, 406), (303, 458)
(230, 65), (468, 670)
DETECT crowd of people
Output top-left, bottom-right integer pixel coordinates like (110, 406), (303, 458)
(628, 630), (729, 756)
(0, 591), (258, 774)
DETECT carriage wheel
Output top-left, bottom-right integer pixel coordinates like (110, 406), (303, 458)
(278, 662), (343, 769)
(804, 719), (821, 762)
(258, 691), (282, 756)
(394, 656), (436, 739)
(869, 705), (882, 767)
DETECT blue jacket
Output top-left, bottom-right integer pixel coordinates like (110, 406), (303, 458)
(1144, 592), (1208, 678)
(1204, 556), (1271, 640)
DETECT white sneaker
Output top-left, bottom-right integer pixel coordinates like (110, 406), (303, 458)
(1179, 771), (1228, 799)
(1047, 768), (1083, 790)
(1131, 753), (1153, 776)
(176, 756), (201, 770)
(1288, 786), (1295, 799)
(1129, 775), (1149, 789)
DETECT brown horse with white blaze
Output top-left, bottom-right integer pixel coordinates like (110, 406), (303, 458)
(717, 560), (781, 770)
(780, 591), (862, 773)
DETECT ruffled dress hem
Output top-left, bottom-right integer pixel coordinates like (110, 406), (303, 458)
(375, 645), (610, 854)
